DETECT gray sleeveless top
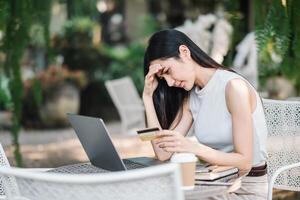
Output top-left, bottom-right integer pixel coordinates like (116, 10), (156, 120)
(189, 69), (268, 166)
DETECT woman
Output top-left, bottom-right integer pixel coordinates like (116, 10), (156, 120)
(143, 29), (268, 199)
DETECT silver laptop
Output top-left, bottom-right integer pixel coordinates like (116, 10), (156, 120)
(67, 113), (163, 171)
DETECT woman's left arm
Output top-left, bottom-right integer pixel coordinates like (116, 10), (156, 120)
(156, 79), (255, 172)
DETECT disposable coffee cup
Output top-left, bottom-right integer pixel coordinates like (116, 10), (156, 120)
(170, 153), (197, 190)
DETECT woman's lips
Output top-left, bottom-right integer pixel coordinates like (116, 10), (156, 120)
(176, 81), (185, 88)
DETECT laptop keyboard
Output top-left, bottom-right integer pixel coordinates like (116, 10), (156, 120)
(48, 163), (109, 174)
(48, 160), (147, 174)
(123, 159), (147, 170)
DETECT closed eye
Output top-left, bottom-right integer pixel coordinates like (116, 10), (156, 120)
(163, 68), (171, 74)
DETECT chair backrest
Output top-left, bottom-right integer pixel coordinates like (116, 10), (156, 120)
(0, 143), (20, 199)
(0, 143), (10, 197)
(105, 77), (145, 131)
(0, 163), (184, 200)
(262, 99), (300, 191)
(105, 77), (142, 107)
(0, 144), (10, 168)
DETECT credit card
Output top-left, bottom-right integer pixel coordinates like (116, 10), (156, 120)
(136, 127), (160, 141)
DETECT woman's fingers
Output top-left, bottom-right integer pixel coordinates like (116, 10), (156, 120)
(143, 64), (165, 97)
(158, 141), (179, 148)
(145, 67), (159, 83)
(145, 65), (163, 83)
(148, 64), (163, 76)
(149, 63), (163, 71)
(179, 81), (184, 87)
(157, 129), (176, 136)
(147, 64), (177, 86)
(163, 147), (182, 153)
(155, 136), (177, 144)
(158, 130), (180, 137)
(162, 65), (170, 73)
(154, 130), (181, 144)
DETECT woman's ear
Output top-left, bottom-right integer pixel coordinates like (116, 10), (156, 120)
(179, 45), (191, 60)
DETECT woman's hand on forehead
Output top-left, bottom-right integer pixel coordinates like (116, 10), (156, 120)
(161, 65), (170, 74)
(149, 63), (163, 73)
(149, 64), (176, 87)
(149, 64), (162, 76)
(149, 63), (179, 87)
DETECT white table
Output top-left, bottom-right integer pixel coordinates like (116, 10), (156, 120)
(49, 162), (233, 199)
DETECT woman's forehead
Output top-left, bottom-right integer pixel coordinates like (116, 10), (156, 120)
(150, 58), (177, 66)
(150, 59), (162, 66)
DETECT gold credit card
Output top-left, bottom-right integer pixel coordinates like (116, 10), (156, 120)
(136, 127), (160, 141)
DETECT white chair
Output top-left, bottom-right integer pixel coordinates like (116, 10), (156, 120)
(287, 96), (300, 101)
(105, 77), (145, 134)
(0, 143), (11, 199)
(0, 143), (51, 200)
(262, 99), (300, 200)
(0, 163), (184, 200)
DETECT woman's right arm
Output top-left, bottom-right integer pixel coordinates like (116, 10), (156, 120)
(143, 64), (193, 161)
(143, 95), (193, 161)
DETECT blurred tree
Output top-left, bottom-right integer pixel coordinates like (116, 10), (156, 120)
(62, 0), (127, 44)
(148, 0), (221, 28)
(52, 16), (110, 79)
(125, 0), (147, 41)
(0, 0), (52, 166)
(222, 0), (249, 67)
(100, 0), (126, 44)
(147, 0), (252, 68)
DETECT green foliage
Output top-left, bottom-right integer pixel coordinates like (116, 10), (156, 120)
(0, 0), (52, 166)
(29, 24), (47, 48)
(255, 2), (290, 67)
(287, 0), (300, 92)
(0, 0), (8, 31)
(255, 0), (300, 92)
(0, 89), (9, 110)
(60, 0), (99, 19)
(0, 74), (12, 110)
(63, 17), (96, 35)
(135, 14), (159, 40)
(30, 0), (52, 49)
(31, 79), (43, 107)
(291, 1), (300, 60)
(52, 16), (108, 81)
(2, 0), (33, 166)
(53, 17), (95, 49)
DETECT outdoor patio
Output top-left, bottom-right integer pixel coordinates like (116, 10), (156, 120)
(1, 123), (299, 199)
(0, 122), (155, 168)
(1, 124), (299, 200)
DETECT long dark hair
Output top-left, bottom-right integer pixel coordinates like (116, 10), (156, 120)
(144, 29), (229, 129)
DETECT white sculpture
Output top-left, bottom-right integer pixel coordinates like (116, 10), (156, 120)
(233, 32), (258, 88)
(176, 14), (232, 64)
(176, 15), (258, 89)
(210, 18), (233, 64)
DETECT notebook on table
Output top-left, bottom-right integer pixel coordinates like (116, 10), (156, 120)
(195, 166), (239, 181)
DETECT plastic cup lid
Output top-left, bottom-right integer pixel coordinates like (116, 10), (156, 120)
(170, 153), (198, 163)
